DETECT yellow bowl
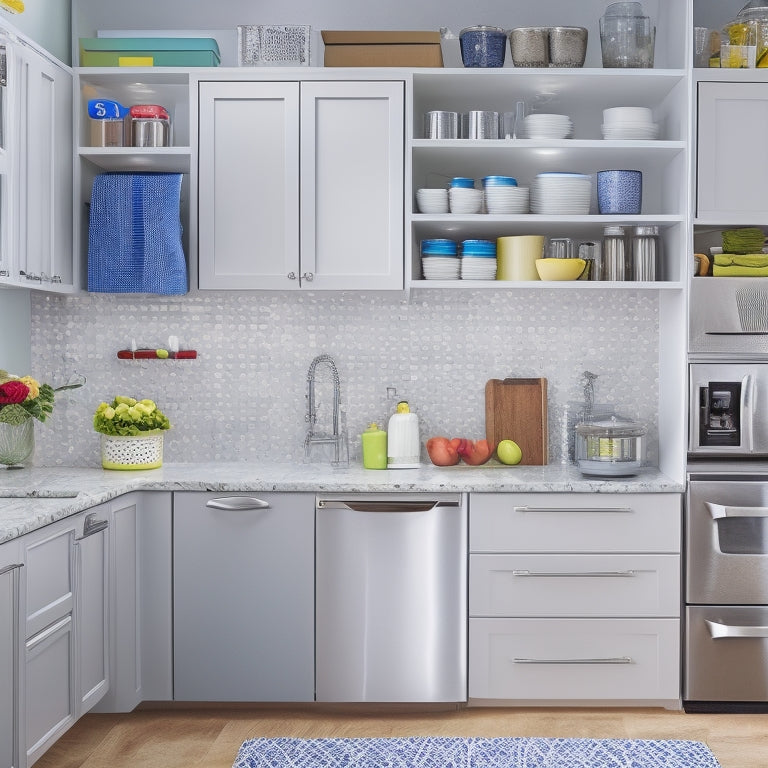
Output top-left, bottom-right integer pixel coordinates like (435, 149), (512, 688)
(535, 257), (587, 281)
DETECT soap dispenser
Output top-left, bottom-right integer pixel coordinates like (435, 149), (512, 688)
(387, 401), (421, 469)
(361, 422), (387, 469)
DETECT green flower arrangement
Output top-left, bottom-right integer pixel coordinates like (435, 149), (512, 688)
(93, 396), (171, 436)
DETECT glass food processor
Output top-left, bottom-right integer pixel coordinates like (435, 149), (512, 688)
(575, 415), (647, 476)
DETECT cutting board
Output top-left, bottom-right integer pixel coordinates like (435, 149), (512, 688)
(485, 378), (548, 465)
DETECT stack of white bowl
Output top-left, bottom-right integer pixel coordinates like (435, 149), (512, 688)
(601, 106), (659, 140)
(449, 187), (484, 214)
(460, 240), (497, 280)
(415, 188), (449, 214)
(520, 113), (573, 139)
(485, 185), (530, 214)
(531, 172), (592, 215)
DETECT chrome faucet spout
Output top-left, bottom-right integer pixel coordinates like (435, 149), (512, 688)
(305, 354), (345, 464)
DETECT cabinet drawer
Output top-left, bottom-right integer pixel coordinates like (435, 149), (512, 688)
(470, 553), (680, 617)
(24, 522), (75, 638)
(469, 617), (680, 703)
(470, 493), (681, 553)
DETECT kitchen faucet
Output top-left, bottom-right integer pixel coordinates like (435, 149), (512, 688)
(304, 354), (347, 465)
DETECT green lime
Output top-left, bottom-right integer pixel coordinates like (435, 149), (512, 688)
(497, 439), (523, 465)
(155, 349), (169, 359)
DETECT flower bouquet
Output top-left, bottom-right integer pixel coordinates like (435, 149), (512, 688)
(93, 396), (170, 470)
(0, 370), (83, 467)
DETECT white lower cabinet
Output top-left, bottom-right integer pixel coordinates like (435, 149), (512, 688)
(468, 493), (682, 707)
(22, 516), (77, 766)
(92, 492), (173, 713)
(0, 540), (22, 768)
(173, 492), (315, 701)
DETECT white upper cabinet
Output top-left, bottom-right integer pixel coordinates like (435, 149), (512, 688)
(0, 31), (73, 293)
(696, 80), (768, 225)
(197, 77), (404, 290)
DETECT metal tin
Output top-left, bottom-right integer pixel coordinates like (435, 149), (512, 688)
(131, 117), (170, 147)
(90, 117), (127, 147)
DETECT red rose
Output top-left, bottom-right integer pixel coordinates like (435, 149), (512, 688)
(0, 380), (30, 404)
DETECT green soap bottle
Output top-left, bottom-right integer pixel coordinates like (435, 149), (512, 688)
(361, 422), (387, 469)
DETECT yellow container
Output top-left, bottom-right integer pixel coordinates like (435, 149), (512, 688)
(361, 422), (387, 469)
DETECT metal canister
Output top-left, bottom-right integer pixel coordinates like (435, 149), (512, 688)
(601, 225), (626, 281)
(131, 118), (170, 147)
(630, 225), (659, 281)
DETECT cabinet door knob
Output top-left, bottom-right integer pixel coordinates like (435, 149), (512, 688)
(287, 272), (297, 280)
(302, 272), (314, 282)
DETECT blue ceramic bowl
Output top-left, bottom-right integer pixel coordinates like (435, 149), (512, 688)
(460, 26), (507, 68)
(597, 169), (642, 215)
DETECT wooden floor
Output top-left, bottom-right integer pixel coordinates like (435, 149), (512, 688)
(32, 705), (768, 768)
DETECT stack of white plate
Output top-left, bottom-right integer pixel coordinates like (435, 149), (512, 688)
(601, 106), (659, 140)
(460, 257), (497, 280)
(422, 256), (460, 280)
(531, 172), (592, 215)
(484, 186), (530, 214)
(520, 113), (573, 139)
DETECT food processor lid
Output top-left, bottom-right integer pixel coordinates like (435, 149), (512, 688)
(736, 0), (768, 19)
(575, 415), (647, 437)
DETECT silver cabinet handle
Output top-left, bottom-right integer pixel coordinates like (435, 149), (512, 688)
(513, 506), (632, 514)
(511, 569), (636, 578)
(0, 562), (22, 576)
(513, 656), (633, 665)
(26, 615), (71, 651)
(287, 272), (297, 280)
(706, 619), (768, 639)
(206, 497), (271, 511)
(302, 272), (314, 282)
(706, 502), (768, 519)
(0, 269), (9, 277)
(77, 512), (108, 539)
(51, 275), (62, 283)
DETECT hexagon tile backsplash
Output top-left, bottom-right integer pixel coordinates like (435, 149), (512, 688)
(29, 288), (659, 468)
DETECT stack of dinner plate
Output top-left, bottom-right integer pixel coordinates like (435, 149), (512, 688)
(520, 113), (573, 139)
(460, 240), (497, 280)
(601, 106), (659, 140)
(530, 172), (592, 215)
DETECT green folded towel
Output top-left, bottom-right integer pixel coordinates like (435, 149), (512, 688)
(713, 264), (768, 277)
(715, 253), (768, 267)
(721, 227), (766, 254)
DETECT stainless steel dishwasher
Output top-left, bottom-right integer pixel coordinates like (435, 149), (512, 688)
(315, 493), (467, 703)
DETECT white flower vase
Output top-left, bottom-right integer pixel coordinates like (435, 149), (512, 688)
(100, 430), (164, 470)
(0, 420), (35, 468)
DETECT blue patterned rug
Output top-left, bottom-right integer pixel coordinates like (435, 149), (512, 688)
(233, 737), (721, 768)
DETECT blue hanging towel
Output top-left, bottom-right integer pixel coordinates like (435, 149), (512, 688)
(88, 172), (187, 294)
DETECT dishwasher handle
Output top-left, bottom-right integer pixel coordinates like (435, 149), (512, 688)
(316, 498), (460, 513)
(206, 497), (271, 511)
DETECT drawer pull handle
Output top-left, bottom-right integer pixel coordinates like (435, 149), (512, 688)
(511, 569), (636, 578)
(512, 506), (632, 514)
(706, 619), (768, 639)
(206, 497), (271, 511)
(513, 656), (633, 665)
(706, 502), (768, 520)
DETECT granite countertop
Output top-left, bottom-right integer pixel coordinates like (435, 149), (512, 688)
(0, 461), (684, 544)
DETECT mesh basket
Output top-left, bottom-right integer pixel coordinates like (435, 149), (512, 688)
(237, 24), (311, 66)
(101, 432), (164, 470)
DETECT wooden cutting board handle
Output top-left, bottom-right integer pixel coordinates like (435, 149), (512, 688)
(485, 377), (548, 465)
